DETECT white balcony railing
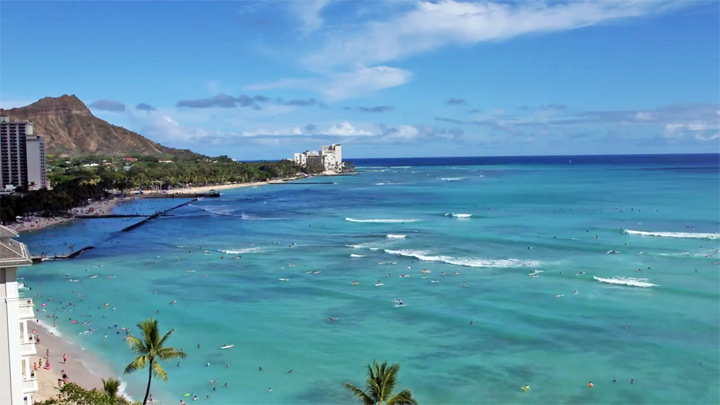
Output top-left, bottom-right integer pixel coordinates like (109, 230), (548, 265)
(22, 376), (38, 394)
(20, 338), (36, 357)
(18, 299), (35, 320)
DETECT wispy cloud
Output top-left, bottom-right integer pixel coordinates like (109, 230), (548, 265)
(302, 0), (685, 69)
(246, 65), (412, 101)
(343, 105), (395, 113)
(89, 99), (126, 112)
(136, 103), (156, 111)
(446, 98), (467, 106)
(177, 94), (323, 109)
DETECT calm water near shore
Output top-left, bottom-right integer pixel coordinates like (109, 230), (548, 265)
(19, 154), (720, 404)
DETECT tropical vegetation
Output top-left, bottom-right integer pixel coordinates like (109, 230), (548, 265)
(37, 382), (136, 404)
(124, 318), (186, 405)
(344, 360), (417, 405)
(0, 153), (331, 223)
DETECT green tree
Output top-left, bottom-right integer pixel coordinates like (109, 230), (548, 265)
(38, 382), (136, 404)
(124, 319), (186, 405)
(344, 360), (417, 405)
(102, 377), (121, 399)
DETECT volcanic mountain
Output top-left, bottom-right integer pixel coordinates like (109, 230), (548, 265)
(0, 95), (192, 156)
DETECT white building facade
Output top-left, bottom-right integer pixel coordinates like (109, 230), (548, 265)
(0, 225), (37, 405)
(0, 117), (49, 191)
(293, 144), (344, 172)
(25, 135), (48, 190)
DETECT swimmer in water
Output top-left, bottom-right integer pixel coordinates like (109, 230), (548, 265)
(588, 381), (594, 387)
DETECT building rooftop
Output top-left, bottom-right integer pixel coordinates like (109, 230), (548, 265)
(0, 225), (32, 268)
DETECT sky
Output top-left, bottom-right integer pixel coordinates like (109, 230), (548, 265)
(1, 0), (719, 160)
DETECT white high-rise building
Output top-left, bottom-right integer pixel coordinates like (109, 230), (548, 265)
(0, 117), (49, 191)
(26, 135), (48, 190)
(292, 144), (343, 172)
(0, 225), (37, 405)
(321, 144), (343, 171)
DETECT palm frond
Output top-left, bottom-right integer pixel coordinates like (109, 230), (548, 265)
(156, 347), (187, 360)
(125, 335), (146, 353)
(381, 362), (400, 401)
(157, 328), (175, 348)
(343, 382), (375, 405)
(102, 377), (121, 398)
(124, 355), (148, 374)
(153, 361), (168, 382)
(387, 389), (417, 405)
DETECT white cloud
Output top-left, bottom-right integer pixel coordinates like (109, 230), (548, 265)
(293, 0), (330, 34)
(241, 127), (305, 137)
(145, 115), (208, 142)
(302, 0), (685, 68)
(693, 133), (720, 141)
(321, 121), (374, 136)
(246, 65), (411, 101)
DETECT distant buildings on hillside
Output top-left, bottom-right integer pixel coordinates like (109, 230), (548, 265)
(293, 144), (343, 172)
(0, 117), (49, 191)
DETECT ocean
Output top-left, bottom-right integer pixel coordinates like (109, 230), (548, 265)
(18, 154), (720, 404)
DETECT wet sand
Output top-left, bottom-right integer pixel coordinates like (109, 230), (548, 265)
(30, 320), (118, 402)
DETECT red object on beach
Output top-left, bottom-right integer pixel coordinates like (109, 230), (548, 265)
(45, 360), (51, 370)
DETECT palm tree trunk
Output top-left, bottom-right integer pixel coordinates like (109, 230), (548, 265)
(143, 359), (153, 405)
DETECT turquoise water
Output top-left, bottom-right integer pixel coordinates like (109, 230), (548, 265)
(19, 155), (720, 404)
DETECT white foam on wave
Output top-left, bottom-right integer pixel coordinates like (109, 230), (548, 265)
(441, 177), (465, 182)
(192, 204), (235, 216)
(445, 213), (472, 218)
(624, 229), (719, 239)
(387, 234), (406, 239)
(37, 319), (63, 337)
(239, 212), (285, 221)
(118, 381), (133, 402)
(350, 254), (365, 258)
(384, 249), (542, 268)
(593, 276), (657, 288)
(346, 218), (419, 223)
(218, 247), (265, 254)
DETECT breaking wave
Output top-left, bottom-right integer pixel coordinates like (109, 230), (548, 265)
(386, 234), (406, 239)
(384, 249), (541, 268)
(623, 229), (719, 239)
(445, 213), (472, 218)
(350, 254), (365, 258)
(346, 218), (419, 223)
(192, 204), (235, 216)
(441, 177), (465, 182)
(218, 247), (265, 254)
(593, 276), (657, 288)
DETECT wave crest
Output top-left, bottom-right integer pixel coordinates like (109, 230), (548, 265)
(593, 276), (657, 288)
(387, 234), (406, 239)
(346, 218), (419, 223)
(624, 229), (718, 239)
(218, 248), (264, 254)
(384, 249), (541, 268)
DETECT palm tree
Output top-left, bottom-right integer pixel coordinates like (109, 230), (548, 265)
(124, 318), (186, 405)
(102, 377), (121, 399)
(344, 360), (417, 405)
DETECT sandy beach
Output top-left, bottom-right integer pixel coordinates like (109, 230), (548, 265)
(7, 197), (123, 234)
(30, 320), (117, 403)
(145, 177), (305, 196)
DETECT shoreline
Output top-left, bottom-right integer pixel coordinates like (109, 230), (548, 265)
(7, 172), (352, 234)
(30, 319), (121, 402)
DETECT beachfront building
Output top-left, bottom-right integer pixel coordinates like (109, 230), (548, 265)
(26, 135), (48, 190)
(292, 144), (344, 172)
(0, 225), (37, 405)
(0, 117), (49, 191)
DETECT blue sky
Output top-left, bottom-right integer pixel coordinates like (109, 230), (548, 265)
(1, 1), (718, 159)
